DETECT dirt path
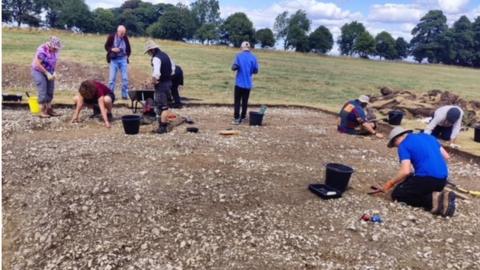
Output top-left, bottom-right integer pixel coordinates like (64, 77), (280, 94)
(2, 106), (480, 269)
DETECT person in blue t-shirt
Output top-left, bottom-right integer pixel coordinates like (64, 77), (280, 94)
(381, 127), (456, 217)
(338, 95), (383, 138)
(231, 41), (259, 125)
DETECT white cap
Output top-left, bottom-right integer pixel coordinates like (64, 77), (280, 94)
(358, 95), (370, 104)
(241, 41), (251, 51)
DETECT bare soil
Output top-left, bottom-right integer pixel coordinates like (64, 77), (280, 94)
(2, 62), (151, 92)
(2, 106), (480, 270)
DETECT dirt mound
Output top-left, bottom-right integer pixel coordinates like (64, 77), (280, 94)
(371, 87), (479, 126)
(2, 62), (151, 92)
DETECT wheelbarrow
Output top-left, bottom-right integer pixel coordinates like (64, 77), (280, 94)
(128, 90), (154, 113)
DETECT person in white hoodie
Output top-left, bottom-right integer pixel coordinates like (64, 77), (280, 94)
(424, 105), (463, 145)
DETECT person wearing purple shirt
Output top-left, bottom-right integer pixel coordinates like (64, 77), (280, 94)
(31, 36), (62, 118)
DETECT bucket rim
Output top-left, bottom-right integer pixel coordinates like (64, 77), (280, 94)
(326, 163), (354, 173)
(122, 115), (141, 120)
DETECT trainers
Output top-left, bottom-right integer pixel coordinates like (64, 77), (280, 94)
(442, 191), (456, 217)
(232, 118), (241, 125)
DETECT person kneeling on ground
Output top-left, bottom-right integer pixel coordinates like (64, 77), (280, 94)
(71, 80), (115, 128)
(144, 40), (175, 134)
(338, 95), (383, 138)
(382, 127), (456, 217)
(424, 105), (464, 147)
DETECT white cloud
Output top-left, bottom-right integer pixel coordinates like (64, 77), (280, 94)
(368, 4), (424, 23)
(437, 0), (469, 14)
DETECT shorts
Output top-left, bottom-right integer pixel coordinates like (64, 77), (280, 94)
(84, 92), (116, 106)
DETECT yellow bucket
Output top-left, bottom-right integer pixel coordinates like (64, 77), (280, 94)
(28, 96), (41, 115)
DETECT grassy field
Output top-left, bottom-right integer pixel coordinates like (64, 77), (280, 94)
(3, 27), (480, 111)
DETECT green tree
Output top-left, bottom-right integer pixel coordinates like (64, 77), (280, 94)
(191, 0), (220, 42)
(221, 12), (255, 47)
(56, 0), (94, 32)
(92, 8), (115, 33)
(285, 10), (310, 51)
(121, 0), (142, 10)
(353, 31), (376, 58)
(118, 9), (144, 36)
(338, 21), (366, 55)
(450, 16), (474, 66)
(2, 0), (42, 27)
(147, 6), (195, 40)
(410, 10), (448, 63)
(256, 28), (275, 48)
(273, 11), (289, 49)
(308, 25), (333, 54)
(35, 0), (60, 27)
(195, 23), (219, 44)
(375, 31), (397, 60)
(286, 25), (309, 52)
(191, 0), (220, 25)
(472, 16), (480, 67)
(395, 37), (409, 59)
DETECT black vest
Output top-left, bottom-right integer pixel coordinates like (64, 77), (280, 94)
(151, 50), (172, 82)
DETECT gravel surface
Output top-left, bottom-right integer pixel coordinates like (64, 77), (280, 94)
(2, 106), (480, 270)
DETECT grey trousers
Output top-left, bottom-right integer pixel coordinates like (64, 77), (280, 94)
(154, 81), (172, 111)
(32, 69), (55, 104)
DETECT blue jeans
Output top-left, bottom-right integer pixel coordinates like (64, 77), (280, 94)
(108, 57), (129, 98)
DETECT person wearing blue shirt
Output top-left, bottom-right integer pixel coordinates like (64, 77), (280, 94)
(337, 95), (383, 138)
(381, 127), (456, 217)
(231, 41), (259, 125)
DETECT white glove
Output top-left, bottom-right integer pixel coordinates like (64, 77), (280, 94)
(45, 72), (54, 81)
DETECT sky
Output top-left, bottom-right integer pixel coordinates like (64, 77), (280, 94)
(86, 0), (480, 42)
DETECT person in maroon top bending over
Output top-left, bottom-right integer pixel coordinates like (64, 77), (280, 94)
(71, 80), (115, 128)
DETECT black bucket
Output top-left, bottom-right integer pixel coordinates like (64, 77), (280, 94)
(388, 110), (404, 125)
(249, 112), (264, 126)
(122, 115), (141, 135)
(325, 163), (354, 193)
(474, 125), (480, 143)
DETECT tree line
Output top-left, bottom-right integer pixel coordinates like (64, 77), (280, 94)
(3, 0), (480, 67)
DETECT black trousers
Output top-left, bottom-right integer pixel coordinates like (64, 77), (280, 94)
(391, 175), (446, 211)
(234, 86), (251, 119)
(171, 83), (182, 104)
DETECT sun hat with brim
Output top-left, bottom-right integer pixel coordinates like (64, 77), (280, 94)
(387, 126), (413, 148)
(47, 36), (63, 50)
(144, 40), (159, 54)
(358, 95), (370, 104)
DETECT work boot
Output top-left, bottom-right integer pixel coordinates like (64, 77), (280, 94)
(156, 122), (168, 134)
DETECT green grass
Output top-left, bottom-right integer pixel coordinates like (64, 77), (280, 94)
(3, 28), (480, 111)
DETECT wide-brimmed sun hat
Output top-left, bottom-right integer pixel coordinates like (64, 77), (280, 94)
(387, 126), (413, 148)
(358, 95), (370, 104)
(144, 40), (159, 54)
(47, 36), (63, 50)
